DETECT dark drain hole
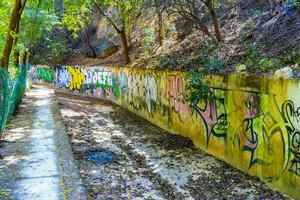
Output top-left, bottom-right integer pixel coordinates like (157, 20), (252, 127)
(83, 150), (116, 164)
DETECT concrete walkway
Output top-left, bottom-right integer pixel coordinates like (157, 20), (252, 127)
(0, 86), (86, 200)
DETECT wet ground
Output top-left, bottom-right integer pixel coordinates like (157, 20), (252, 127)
(56, 93), (291, 200)
(0, 86), (86, 200)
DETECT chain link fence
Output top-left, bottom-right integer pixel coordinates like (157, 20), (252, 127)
(0, 64), (29, 133)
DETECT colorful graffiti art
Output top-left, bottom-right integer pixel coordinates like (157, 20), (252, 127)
(191, 89), (290, 180)
(166, 75), (189, 122)
(53, 66), (300, 198)
(93, 70), (112, 87)
(239, 94), (288, 173)
(57, 66), (121, 100)
(124, 73), (158, 114)
(82, 68), (93, 87)
(68, 66), (84, 90)
(91, 69), (121, 100)
(191, 92), (229, 147)
(57, 67), (71, 88)
(282, 100), (300, 177)
(29, 65), (54, 83)
(29, 66), (37, 81)
(36, 67), (54, 82)
(120, 72), (127, 95)
(144, 75), (157, 114)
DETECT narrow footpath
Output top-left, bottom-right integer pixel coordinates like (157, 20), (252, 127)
(0, 86), (86, 200)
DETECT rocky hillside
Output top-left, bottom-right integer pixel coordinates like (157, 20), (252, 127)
(33, 0), (300, 77)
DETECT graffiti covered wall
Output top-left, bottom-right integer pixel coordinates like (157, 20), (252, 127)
(29, 65), (54, 84)
(54, 65), (300, 199)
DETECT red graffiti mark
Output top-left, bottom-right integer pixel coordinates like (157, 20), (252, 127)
(244, 94), (260, 119)
(166, 75), (189, 121)
(198, 101), (218, 135)
(240, 94), (261, 154)
(194, 98), (229, 146)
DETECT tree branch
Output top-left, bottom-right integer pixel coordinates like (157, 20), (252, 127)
(91, 0), (122, 34)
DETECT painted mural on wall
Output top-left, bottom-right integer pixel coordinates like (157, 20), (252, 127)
(29, 65), (54, 83)
(56, 66), (121, 100)
(54, 66), (300, 199)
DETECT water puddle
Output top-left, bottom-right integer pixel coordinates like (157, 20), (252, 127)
(83, 150), (116, 164)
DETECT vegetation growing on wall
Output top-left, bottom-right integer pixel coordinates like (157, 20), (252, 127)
(185, 70), (216, 105)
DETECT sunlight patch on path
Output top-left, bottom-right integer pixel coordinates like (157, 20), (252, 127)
(0, 86), (86, 200)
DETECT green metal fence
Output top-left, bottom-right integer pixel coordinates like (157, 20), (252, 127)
(0, 64), (29, 133)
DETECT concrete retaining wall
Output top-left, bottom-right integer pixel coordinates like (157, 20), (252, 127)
(52, 65), (299, 199)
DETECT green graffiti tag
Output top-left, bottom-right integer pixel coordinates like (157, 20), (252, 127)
(112, 75), (120, 100)
(37, 68), (54, 82)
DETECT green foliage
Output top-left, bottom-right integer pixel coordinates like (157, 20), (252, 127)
(200, 56), (228, 71)
(196, 39), (228, 71)
(8, 66), (19, 79)
(141, 27), (156, 55)
(164, 20), (177, 39)
(62, 0), (92, 36)
(157, 56), (177, 68)
(286, 0), (300, 9)
(0, 0), (13, 54)
(0, 0), (59, 68)
(20, 0), (58, 47)
(259, 58), (280, 72)
(249, 9), (262, 18)
(244, 42), (259, 69)
(239, 20), (255, 40)
(185, 70), (216, 105)
(63, 0), (144, 37)
(243, 43), (281, 72)
(284, 51), (300, 67)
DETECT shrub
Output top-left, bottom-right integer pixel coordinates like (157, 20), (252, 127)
(259, 58), (280, 72)
(141, 28), (156, 55)
(283, 51), (300, 67)
(244, 43), (259, 68)
(200, 56), (228, 72)
(185, 70), (216, 105)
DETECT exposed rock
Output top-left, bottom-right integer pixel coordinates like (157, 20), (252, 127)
(86, 38), (119, 59)
(274, 67), (294, 78)
(235, 64), (247, 72)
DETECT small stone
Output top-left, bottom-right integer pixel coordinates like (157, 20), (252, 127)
(273, 67), (294, 78)
(235, 64), (247, 72)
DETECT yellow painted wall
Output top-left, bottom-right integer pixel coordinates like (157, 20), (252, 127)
(54, 65), (300, 199)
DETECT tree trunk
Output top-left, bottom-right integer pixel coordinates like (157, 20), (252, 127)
(206, 0), (222, 42)
(13, 20), (20, 68)
(210, 10), (222, 42)
(154, 0), (163, 46)
(92, 0), (130, 64)
(1, 0), (27, 69)
(13, 51), (20, 68)
(23, 49), (30, 66)
(197, 22), (212, 38)
(120, 29), (130, 64)
(127, 32), (132, 47)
